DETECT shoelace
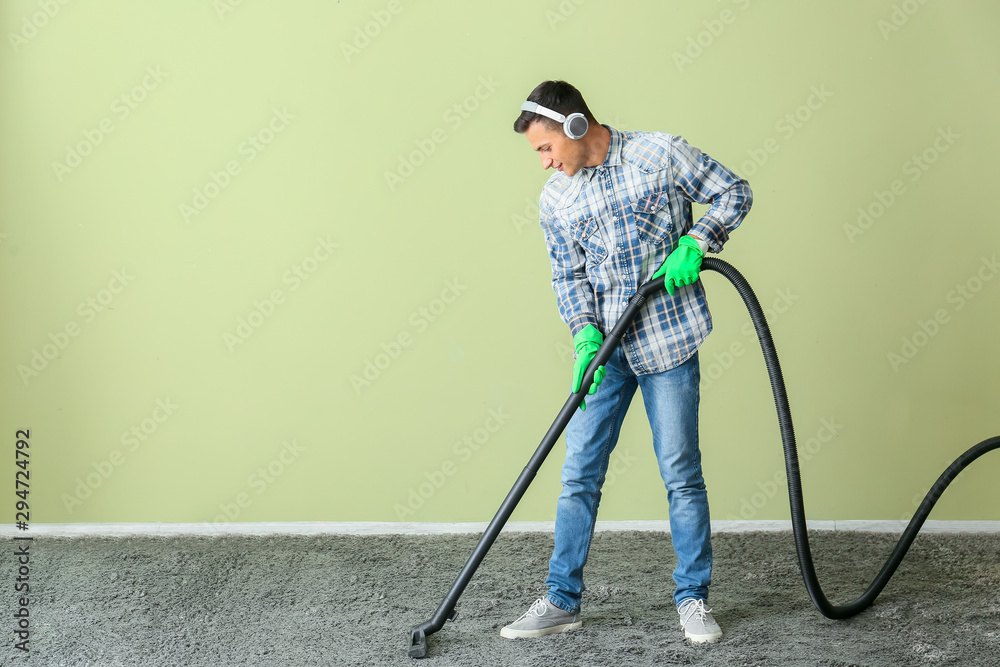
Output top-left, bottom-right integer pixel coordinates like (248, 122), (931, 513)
(679, 598), (712, 625)
(518, 598), (549, 621)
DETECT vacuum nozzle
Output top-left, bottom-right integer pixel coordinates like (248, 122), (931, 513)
(408, 628), (427, 659)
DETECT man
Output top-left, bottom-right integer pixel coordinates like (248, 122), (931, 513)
(501, 81), (752, 644)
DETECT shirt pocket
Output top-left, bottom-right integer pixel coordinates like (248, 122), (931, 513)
(630, 190), (673, 246)
(569, 216), (608, 264)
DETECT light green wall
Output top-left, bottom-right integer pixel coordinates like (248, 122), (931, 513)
(2, 1), (998, 525)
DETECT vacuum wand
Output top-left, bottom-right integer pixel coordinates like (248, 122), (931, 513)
(408, 277), (658, 658)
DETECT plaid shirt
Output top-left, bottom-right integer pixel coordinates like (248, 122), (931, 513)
(539, 125), (752, 374)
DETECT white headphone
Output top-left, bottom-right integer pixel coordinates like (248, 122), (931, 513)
(520, 101), (589, 140)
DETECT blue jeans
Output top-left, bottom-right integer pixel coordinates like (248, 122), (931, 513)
(545, 347), (711, 613)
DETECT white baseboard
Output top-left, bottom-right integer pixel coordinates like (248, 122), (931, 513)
(3, 519), (999, 538)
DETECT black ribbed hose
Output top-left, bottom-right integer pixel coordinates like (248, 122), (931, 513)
(409, 257), (1000, 657)
(701, 256), (1000, 618)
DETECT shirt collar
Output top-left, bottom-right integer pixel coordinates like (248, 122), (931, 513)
(580, 124), (621, 181)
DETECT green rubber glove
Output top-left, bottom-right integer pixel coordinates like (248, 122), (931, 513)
(572, 324), (606, 411)
(652, 235), (705, 296)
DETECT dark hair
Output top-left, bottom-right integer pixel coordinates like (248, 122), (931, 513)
(513, 80), (597, 134)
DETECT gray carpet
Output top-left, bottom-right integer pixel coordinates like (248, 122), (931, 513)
(8, 531), (1000, 666)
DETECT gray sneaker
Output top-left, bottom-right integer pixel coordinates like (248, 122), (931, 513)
(500, 597), (582, 639)
(678, 598), (722, 643)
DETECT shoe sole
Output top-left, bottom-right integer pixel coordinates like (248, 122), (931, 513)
(500, 620), (582, 639)
(682, 625), (722, 643)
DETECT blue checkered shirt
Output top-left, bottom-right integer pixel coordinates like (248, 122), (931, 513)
(539, 125), (753, 374)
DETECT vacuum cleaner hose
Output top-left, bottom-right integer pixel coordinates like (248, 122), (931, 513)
(408, 256), (999, 657)
(699, 256), (1000, 619)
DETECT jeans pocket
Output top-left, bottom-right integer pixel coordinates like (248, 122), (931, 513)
(631, 190), (673, 246)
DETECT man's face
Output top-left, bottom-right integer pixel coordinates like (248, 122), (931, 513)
(524, 121), (586, 176)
